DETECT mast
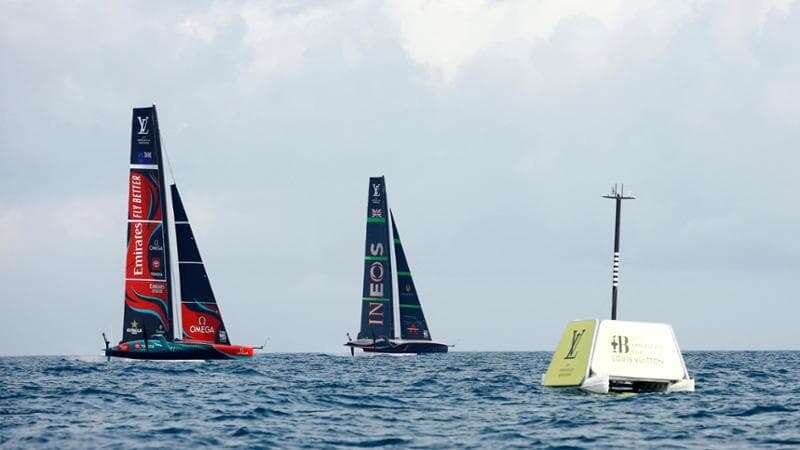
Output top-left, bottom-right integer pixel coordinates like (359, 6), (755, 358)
(166, 177), (183, 339)
(152, 106), (174, 338)
(153, 104), (174, 340)
(602, 184), (635, 320)
(389, 211), (400, 339)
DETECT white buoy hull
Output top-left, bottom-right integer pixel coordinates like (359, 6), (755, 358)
(542, 320), (695, 394)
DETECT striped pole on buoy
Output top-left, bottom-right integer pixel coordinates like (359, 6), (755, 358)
(603, 184), (635, 320)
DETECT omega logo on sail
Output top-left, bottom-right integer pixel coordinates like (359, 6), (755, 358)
(190, 315), (215, 335)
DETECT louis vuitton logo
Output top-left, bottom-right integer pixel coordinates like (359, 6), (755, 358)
(137, 116), (149, 135)
(564, 329), (585, 360)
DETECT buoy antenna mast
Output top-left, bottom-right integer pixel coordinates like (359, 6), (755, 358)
(602, 184), (635, 320)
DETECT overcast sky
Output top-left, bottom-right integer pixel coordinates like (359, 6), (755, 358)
(1, 0), (799, 356)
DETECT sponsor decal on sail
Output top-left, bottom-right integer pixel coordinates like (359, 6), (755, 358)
(147, 227), (165, 278)
(137, 116), (149, 135)
(368, 302), (384, 325)
(368, 243), (385, 298)
(128, 172), (161, 221)
(132, 222), (145, 276)
(149, 281), (166, 294)
(127, 222), (167, 280)
(189, 316), (215, 335)
(136, 115), (151, 145)
(181, 306), (223, 342)
(130, 174), (143, 218)
(368, 262), (384, 282)
(126, 320), (143, 335)
(370, 183), (383, 208)
(149, 239), (163, 252)
(366, 240), (386, 324)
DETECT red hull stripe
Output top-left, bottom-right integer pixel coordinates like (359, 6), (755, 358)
(212, 344), (254, 357)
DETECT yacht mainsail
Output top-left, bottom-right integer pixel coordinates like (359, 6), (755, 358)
(122, 106), (173, 342)
(358, 176), (395, 341)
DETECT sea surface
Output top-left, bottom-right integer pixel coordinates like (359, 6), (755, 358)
(1, 352), (798, 449)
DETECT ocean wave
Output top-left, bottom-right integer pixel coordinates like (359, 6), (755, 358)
(0, 352), (798, 448)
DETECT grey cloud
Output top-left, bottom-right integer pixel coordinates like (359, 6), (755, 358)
(1, 1), (798, 355)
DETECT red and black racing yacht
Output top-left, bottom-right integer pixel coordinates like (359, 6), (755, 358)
(103, 105), (255, 360)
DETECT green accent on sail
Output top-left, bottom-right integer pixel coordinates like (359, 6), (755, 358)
(399, 304), (421, 309)
(397, 271), (411, 276)
(363, 298), (391, 302)
(394, 239), (402, 244)
(543, 320), (597, 387)
(367, 217), (386, 223)
(364, 256), (388, 261)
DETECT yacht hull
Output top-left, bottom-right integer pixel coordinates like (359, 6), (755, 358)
(105, 339), (254, 360)
(345, 339), (448, 354)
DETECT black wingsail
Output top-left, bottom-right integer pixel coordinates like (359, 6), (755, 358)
(170, 184), (230, 345)
(358, 176), (395, 340)
(122, 106), (174, 342)
(391, 211), (432, 341)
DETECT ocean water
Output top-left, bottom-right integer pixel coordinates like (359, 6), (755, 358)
(1, 352), (798, 449)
